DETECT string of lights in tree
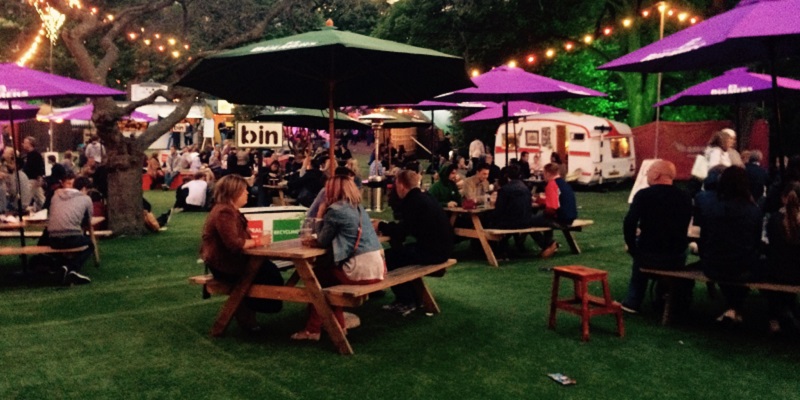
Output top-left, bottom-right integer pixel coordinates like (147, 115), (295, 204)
(469, 2), (701, 76)
(17, 0), (192, 66)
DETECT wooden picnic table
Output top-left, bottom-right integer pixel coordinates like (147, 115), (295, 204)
(263, 182), (291, 206)
(0, 216), (105, 267)
(445, 206), (499, 267)
(204, 236), (453, 355)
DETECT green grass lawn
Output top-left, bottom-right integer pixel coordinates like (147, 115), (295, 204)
(1, 181), (799, 399)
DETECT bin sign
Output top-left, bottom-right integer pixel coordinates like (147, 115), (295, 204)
(235, 121), (283, 148)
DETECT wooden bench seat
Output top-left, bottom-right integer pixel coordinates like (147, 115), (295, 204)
(483, 219), (594, 254)
(0, 245), (89, 256)
(189, 258), (458, 309)
(0, 230), (113, 239)
(640, 267), (800, 325)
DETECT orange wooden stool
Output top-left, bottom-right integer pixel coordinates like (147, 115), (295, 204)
(548, 265), (625, 341)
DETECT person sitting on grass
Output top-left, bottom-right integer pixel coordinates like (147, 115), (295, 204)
(530, 162), (577, 259)
(374, 170), (453, 316)
(200, 175), (283, 333)
(291, 175), (385, 341)
(41, 172), (94, 285)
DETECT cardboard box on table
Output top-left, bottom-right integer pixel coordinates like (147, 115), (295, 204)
(240, 206), (307, 242)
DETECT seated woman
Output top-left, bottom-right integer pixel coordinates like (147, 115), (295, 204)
(701, 166), (763, 324)
(291, 175), (385, 341)
(764, 182), (800, 333)
(200, 175), (283, 332)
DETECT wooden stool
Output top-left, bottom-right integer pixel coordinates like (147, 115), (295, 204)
(548, 265), (624, 341)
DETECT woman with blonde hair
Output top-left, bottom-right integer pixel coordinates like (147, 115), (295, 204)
(201, 174), (283, 332)
(345, 157), (362, 188)
(704, 129), (735, 170)
(291, 174), (385, 341)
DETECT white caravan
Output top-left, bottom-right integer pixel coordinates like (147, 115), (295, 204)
(492, 111), (636, 185)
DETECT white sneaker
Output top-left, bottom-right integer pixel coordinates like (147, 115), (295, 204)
(66, 271), (91, 285)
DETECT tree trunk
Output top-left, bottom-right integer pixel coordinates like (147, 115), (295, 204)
(106, 160), (147, 235)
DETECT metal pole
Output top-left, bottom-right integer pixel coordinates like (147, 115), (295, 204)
(654, 2), (666, 158)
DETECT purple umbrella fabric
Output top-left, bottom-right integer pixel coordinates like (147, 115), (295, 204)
(436, 66), (606, 102)
(379, 100), (489, 110)
(461, 101), (564, 122)
(598, 0), (800, 73)
(0, 63), (124, 100)
(655, 67), (800, 107)
(44, 103), (155, 122)
(0, 101), (39, 122)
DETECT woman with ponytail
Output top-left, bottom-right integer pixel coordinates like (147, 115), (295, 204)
(764, 182), (800, 333)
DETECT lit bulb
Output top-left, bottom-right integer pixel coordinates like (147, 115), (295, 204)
(184, 44), (190, 50)
(622, 19), (632, 27)
(507, 60), (517, 68)
(143, 39), (151, 45)
(171, 51), (180, 58)
(154, 33), (161, 39)
(527, 55), (535, 64)
(545, 49), (555, 58)
(168, 38), (176, 46)
(128, 33), (137, 40)
(583, 35), (593, 44)
(678, 12), (688, 21)
(657, 3), (667, 12)
(690, 17), (698, 24)
(667, 9), (674, 16)
(157, 45), (165, 52)
(471, 69), (480, 77)
(642, 10), (650, 17)
(603, 27), (612, 36)
(564, 43), (573, 51)
(107, 14), (114, 21)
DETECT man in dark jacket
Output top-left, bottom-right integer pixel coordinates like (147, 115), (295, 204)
(22, 136), (45, 210)
(489, 164), (532, 257)
(621, 160), (692, 314)
(744, 150), (769, 206)
(374, 170), (454, 316)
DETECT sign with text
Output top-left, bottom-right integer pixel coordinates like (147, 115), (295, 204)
(235, 121), (283, 148)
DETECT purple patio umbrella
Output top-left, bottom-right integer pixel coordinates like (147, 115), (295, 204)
(461, 101), (564, 122)
(0, 101), (40, 122)
(598, 0), (800, 169)
(0, 63), (123, 265)
(655, 67), (800, 106)
(42, 103), (156, 123)
(436, 65), (606, 164)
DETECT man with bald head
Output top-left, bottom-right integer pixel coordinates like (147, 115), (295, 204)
(621, 160), (692, 314)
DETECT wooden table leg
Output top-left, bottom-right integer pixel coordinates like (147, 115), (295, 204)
(561, 229), (581, 254)
(210, 257), (260, 337)
(471, 214), (498, 267)
(293, 258), (353, 355)
(89, 224), (100, 267)
(412, 278), (440, 314)
(277, 189), (287, 206)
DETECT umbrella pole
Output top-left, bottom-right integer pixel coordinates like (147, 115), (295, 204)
(328, 82), (336, 176)
(767, 41), (785, 174)
(503, 100), (509, 166)
(6, 100), (28, 273)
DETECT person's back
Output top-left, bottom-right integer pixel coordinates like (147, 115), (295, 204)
(492, 173), (532, 229)
(625, 184), (691, 259)
(45, 174), (94, 284)
(744, 151), (768, 204)
(551, 176), (577, 224)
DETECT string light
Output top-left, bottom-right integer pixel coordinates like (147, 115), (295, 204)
(469, 2), (701, 71)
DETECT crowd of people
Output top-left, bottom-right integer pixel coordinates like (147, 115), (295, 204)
(622, 128), (800, 334)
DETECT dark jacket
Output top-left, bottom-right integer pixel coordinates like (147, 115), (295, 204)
(624, 184), (692, 267)
(490, 179), (532, 229)
(766, 210), (800, 284)
(379, 187), (453, 263)
(428, 164), (461, 207)
(701, 199), (762, 281)
(23, 150), (45, 180)
(745, 162), (769, 203)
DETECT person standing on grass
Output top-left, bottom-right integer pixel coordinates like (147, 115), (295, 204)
(201, 175), (283, 333)
(290, 175), (385, 341)
(530, 162), (577, 259)
(22, 136), (45, 210)
(374, 170), (453, 316)
(621, 160), (692, 314)
(42, 172), (94, 285)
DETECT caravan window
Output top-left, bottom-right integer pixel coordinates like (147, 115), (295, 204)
(571, 132), (585, 141)
(610, 137), (631, 158)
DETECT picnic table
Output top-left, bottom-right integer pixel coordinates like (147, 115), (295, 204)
(445, 206), (499, 267)
(0, 216), (105, 267)
(195, 237), (455, 355)
(262, 181), (291, 206)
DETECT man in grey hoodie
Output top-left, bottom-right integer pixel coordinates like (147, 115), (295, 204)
(45, 172), (94, 285)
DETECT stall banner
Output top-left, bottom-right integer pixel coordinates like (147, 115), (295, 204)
(235, 121), (283, 148)
(240, 206), (306, 242)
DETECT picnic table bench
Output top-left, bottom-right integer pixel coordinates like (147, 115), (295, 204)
(483, 219), (595, 255)
(640, 267), (800, 325)
(189, 237), (456, 355)
(0, 245), (89, 257)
